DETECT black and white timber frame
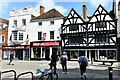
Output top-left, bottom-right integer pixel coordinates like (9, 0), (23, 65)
(61, 5), (117, 61)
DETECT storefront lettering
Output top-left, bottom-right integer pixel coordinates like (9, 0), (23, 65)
(33, 42), (59, 46)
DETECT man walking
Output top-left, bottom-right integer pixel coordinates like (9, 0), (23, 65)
(8, 52), (14, 65)
(78, 53), (88, 79)
(60, 51), (68, 74)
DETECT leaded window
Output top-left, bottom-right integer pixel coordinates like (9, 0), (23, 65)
(38, 32), (42, 40)
(69, 25), (79, 31)
(69, 36), (83, 44)
(50, 31), (54, 39)
(12, 31), (17, 40)
(95, 34), (109, 43)
(19, 33), (23, 40)
(95, 22), (106, 28)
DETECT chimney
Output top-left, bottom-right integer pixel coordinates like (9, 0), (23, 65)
(82, 2), (87, 21)
(40, 6), (44, 15)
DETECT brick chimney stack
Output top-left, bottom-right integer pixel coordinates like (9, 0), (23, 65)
(40, 6), (44, 15)
(82, 2), (87, 21)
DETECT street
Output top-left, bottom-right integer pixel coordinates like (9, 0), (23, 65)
(1, 60), (120, 80)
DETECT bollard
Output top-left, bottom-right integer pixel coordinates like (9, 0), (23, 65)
(108, 67), (113, 80)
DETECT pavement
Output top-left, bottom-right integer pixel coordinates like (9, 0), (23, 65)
(1, 60), (120, 80)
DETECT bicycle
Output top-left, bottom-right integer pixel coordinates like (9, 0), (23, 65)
(33, 64), (58, 80)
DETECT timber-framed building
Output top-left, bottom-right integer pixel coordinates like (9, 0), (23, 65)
(61, 4), (117, 62)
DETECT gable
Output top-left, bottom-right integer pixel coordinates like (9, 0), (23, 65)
(63, 8), (84, 26)
(89, 5), (115, 23)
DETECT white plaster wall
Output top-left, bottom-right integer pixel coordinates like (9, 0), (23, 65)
(8, 7), (39, 45)
(28, 19), (63, 42)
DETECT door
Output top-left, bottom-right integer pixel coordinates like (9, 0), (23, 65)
(15, 50), (23, 60)
(45, 47), (50, 60)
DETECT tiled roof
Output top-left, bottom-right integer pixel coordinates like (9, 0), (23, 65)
(31, 8), (64, 20)
(0, 18), (9, 24)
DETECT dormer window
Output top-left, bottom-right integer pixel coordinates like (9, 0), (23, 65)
(50, 21), (54, 25)
(38, 22), (42, 26)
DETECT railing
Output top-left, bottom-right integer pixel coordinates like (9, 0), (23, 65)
(2, 70), (17, 80)
(16, 71), (34, 80)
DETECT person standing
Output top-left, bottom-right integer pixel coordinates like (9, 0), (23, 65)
(50, 50), (58, 74)
(8, 52), (14, 65)
(78, 53), (88, 79)
(60, 51), (68, 74)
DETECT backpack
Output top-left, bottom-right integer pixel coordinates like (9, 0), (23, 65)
(81, 57), (86, 65)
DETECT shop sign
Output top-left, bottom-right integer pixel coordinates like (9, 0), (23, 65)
(2, 46), (25, 49)
(33, 42), (59, 46)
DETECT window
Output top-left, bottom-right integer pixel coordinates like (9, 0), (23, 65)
(19, 33), (23, 40)
(69, 36), (83, 44)
(22, 19), (26, 26)
(118, 2), (120, 11)
(96, 22), (106, 28)
(12, 31), (17, 40)
(38, 32), (42, 40)
(2, 35), (4, 43)
(38, 22), (42, 26)
(95, 34), (109, 43)
(50, 31), (54, 39)
(14, 20), (17, 26)
(69, 25), (79, 31)
(50, 21), (54, 25)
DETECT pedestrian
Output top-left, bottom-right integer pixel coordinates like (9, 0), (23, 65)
(60, 51), (68, 74)
(49, 50), (59, 74)
(78, 53), (88, 79)
(8, 52), (14, 65)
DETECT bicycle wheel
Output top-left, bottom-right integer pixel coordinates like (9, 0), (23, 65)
(46, 73), (58, 80)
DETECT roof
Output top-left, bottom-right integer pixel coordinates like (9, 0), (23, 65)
(31, 8), (64, 20)
(0, 18), (9, 24)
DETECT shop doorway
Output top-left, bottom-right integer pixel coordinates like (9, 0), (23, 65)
(15, 50), (23, 60)
(45, 47), (50, 60)
(91, 50), (95, 61)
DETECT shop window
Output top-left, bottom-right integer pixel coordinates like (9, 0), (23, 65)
(107, 50), (116, 60)
(99, 50), (107, 60)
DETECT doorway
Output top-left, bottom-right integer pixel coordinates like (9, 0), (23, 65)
(45, 47), (50, 60)
(15, 50), (23, 60)
(91, 50), (95, 61)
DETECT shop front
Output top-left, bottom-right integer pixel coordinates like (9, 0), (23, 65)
(30, 41), (61, 60)
(64, 47), (117, 62)
(2, 45), (29, 60)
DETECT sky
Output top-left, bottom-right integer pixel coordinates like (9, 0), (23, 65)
(0, 0), (114, 19)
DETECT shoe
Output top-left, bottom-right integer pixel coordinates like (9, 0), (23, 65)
(65, 72), (68, 74)
(62, 72), (65, 74)
(81, 77), (83, 79)
(12, 64), (14, 65)
(84, 75), (87, 79)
